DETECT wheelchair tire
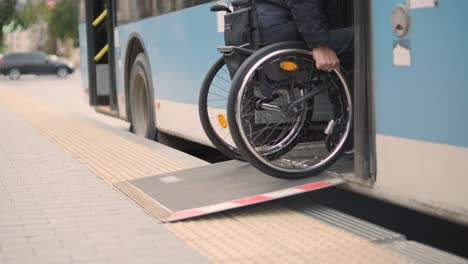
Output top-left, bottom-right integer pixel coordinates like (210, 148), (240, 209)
(227, 41), (353, 179)
(199, 57), (244, 161)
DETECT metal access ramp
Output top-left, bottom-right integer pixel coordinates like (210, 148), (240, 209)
(115, 160), (345, 222)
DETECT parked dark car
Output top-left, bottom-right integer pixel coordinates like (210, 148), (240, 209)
(0, 52), (74, 80)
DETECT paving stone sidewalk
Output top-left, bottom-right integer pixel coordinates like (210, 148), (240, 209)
(0, 104), (208, 264)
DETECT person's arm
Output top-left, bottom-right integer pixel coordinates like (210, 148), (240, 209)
(285, 0), (339, 71)
(285, 0), (330, 48)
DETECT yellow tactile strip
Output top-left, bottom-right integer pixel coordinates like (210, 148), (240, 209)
(0, 88), (194, 183)
(0, 87), (414, 264)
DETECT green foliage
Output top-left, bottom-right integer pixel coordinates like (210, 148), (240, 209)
(0, 0), (18, 44)
(0, 0), (17, 26)
(1, 1), (50, 35)
(5, 0), (79, 47)
(48, 0), (79, 46)
(16, 2), (51, 28)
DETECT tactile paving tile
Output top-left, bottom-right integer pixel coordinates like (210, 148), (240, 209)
(168, 204), (414, 264)
(0, 88), (202, 184)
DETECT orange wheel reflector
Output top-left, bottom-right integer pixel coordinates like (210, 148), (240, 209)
(217, 114), (228, 128)
(279, 61), (298, 72)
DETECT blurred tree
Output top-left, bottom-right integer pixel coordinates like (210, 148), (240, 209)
(16, 2), (51, 28)
(0, 0), (18, 48)
(48, 0), (79, 46)
(1, 0), (79, 53)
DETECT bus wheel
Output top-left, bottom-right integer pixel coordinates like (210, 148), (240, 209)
(129, 53), (157, 139)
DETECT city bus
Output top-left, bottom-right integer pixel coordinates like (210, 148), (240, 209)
(79, 0), (468, 226)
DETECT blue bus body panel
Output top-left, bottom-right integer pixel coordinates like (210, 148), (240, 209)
(372, 0), (468, 148)
(115, 3), (223, 105)
(79, 23), (89, 91)
(112, 1), (468, 148)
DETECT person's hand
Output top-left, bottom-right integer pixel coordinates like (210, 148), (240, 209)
(312, 46), (339, 72)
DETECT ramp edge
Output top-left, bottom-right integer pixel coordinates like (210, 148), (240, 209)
(114, 181), (173, 222)
(166, 177), (344, 222)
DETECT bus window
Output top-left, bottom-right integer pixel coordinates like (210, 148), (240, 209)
(115, 0), (211, 26)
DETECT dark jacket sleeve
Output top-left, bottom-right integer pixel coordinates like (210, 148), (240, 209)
(284, 0), (330, 49)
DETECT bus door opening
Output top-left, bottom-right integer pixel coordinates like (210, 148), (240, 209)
(85, 0), (118, 115)
(328, 0), (375, 184)
(352, 0), (375, 184)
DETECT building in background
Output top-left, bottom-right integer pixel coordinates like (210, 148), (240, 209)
(5, 31), (31, 52)
(4, 20), (49, 52)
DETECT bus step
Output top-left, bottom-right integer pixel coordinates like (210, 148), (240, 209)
(387, 241), (468, 264)
(115, 160), (344, 222)
(285, 202), (468, 264)
(285, 201), (405, 243)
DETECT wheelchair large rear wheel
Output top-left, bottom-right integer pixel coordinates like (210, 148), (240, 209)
(227, 41), (353, 179)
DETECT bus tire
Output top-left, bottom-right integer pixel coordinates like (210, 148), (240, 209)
(129, 53), (157, 139)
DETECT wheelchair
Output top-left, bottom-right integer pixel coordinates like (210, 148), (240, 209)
(199, 2), (353, 179)
(198, 0), (256, 161)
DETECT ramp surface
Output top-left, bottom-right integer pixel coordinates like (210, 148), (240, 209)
(115, 160), (344, 222)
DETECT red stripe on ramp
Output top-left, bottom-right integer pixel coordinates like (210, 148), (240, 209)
(232, 195), (271, 205)
(295, 181), (330, 191)
(172, 209), (206, 220)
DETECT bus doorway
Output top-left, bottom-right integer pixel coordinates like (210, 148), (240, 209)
(351, 0), (375, 184)
(330, 0), (375, 184)
(84, 0), (118, 116)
